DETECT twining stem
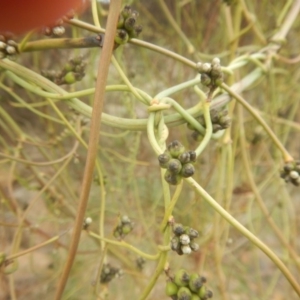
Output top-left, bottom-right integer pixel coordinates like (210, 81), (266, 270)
(54, 1), (122, 299)
(6, 232), (68, 261)
(160, 181), (183, 232)
(220, 82), (293, 162)
(186, 177), (300, 297)
(195, 100), (212, 156)
(88, 232), (160, 260)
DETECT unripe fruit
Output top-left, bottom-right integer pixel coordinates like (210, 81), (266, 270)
(190, 242), (200, 252)
(173, 223), (185, 236)
(158, 152), (171, 168)
(177, 286), (192, 300)
(198, 285), (207, 299)
(168, 159), (182, 174)
(191, 294), (201, 300)
(185, 227), (199, 239)
(63, 72), (77, 84)
(165, 280), (179, 296)
(178, 152), (190, 164)
(181, 163), (195, 178)
(170, 236), (180, 251)
(168, 140), (185, 158)
(174, 269), (190, 287)
(189, 273), (203, 292)
(114, 29), (129, 45)
(164, 170), (182, 185)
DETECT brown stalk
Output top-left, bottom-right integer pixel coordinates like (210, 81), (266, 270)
(54, 1), (122, 299)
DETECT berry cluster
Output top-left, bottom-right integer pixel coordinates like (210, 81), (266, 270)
(115, 5), (143, 45)
(171, 223), (199, 255)
(158, 140), (197, 185)
(0, 35), (18, 60)
(113, 215), (134, 239)
(100, 263), (123, 284)
(42, 56), (86, 85)
(43, 12), (74, 37)
(280, 161), (300, 186)
(197, 57), (224, 88)
(188, 108), (231, 141)
(166, 269), (213, 300)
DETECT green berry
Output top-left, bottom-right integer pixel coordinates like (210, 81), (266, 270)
(168, 159), (182, 174)
(158, 151), (171, 168)
(191, 294), (201, 300)
(173, 223), (185, 236)
(181, 163), (195, 178)
(63, 72), (77, 84)
(171, 236), (180, 251)
(121, 223), (133, 235)
(114, 29), (129, 45)
(168, 140), (185, 158)
(121, 5), (132, 19)
(185, 227), (199, 239)
(124, 16), (136, 32)
(198, 285), (206, 299)
(117, 14), (125, 28)
(177, 286), (192, 300)
(174, 269), (190, 287)
(165, 281), (179, 296)
(189, 273), (203, 293)
(189, 151), (197, 162)
(164, 170), (182, 185)
(190, 242), (200, 252)
(178, 152), (190, 164)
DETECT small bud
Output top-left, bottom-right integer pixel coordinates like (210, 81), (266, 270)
(200, 73), (211, 86)
(202, 63), (211, 73)
(181, 245), (192, 255)
(117, 14), (125, 28)
(6, 45), (16, 54)
(171, 236), (180, 251)
(0, 41), (6, 49)
(52, 26), (65, 36)
(179, 234), (190, 245)
(211, 57), (220, 65)
(121, 215), (131, 224)
(185, 227), (199, 239)
(173, 223), (185, 236)
(289, 170), (299, 179)
(190, 242), (200, 252)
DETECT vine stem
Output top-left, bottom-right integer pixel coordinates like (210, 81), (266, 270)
(185, 177), (300, 297)
(54, 1), (122, 299)
(220, 82), (294, 162)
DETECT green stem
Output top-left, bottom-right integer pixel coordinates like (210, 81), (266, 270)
(195, 101), (212, 156)
(88, 232), (160, 260)
(220, 82), (293, 162)
(186, 177), (300, 297)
